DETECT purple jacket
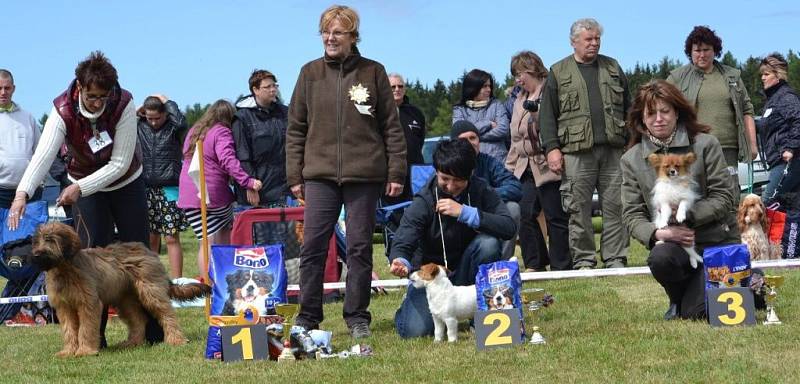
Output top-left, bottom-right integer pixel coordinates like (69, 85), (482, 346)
(178, 123), (255, 209)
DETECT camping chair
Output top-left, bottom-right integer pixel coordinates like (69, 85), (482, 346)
(376, 164), (435, 261)
(0, 201), (55, 325)
(230, 206), (342, 301)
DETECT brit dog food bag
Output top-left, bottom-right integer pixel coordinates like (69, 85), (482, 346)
(205, 244), (287, 359)
(476, 260), (525, 335)
(703, 243), (751, 290)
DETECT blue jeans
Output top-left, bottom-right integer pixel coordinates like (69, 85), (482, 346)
(762, 161), (800, 204)
(394, 234), (501, 338)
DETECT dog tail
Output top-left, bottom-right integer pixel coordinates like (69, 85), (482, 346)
(169, 282), (212, 301)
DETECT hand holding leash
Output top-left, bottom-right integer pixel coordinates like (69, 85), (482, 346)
(389, 259), (408, 277)
(57, 184), (82, 206)
(436, 198), (462, 218)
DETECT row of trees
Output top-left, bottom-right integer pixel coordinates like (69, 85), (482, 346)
(42, 51), (798, 134)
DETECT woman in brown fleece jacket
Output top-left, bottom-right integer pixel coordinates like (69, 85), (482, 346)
(285, 4), (406, 339)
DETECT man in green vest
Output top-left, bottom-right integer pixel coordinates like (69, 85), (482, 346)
(539, 18), (630, 269)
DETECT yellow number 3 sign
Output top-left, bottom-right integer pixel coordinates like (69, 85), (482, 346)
(475, 309), (523, 350)
(707, 287), (756, 327)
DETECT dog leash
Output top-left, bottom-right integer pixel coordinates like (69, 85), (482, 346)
(434, 188), (448, 270)
(69, 203), (92, 247)
(433, 188), (471, 271)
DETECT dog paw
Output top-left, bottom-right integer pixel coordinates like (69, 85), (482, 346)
(118, 339), (144, 349)
(655, 217), (669, 229)
(675, 211), (686, 223)
(165, 335), (188, 346)
(688, 252), (703, 269)
(73, 348), (99, 357)
(55, 349), (75, 358)
(447, 338), (457, 343)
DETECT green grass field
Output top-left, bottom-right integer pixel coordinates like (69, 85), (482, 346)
(1, 231), (798, 384)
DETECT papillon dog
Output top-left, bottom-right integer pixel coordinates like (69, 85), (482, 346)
(648, 152), (703, 268)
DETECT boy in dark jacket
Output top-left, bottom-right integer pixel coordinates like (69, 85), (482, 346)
(390, 138), (516, 338)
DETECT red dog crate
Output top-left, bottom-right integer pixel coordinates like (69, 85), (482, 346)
(230, 207), (341, 297)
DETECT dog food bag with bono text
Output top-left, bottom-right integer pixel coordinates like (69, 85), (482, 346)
(209, 244), (288, 317)
(476, 260), (525, 335)
(205, 244), (287, 359)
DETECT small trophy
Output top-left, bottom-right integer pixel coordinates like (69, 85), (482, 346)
(275, 304), (299, 362)
(763, 275), (784, 326)
(520, 288), (547, 344)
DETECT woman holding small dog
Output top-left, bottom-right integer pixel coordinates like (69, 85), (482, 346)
(620, 80), (739, 320)
(758, 53), (800, 203)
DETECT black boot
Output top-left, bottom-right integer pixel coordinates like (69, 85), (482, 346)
(663, 303), (680, 320)
(99, 306), (109, 349)
(144, 313), (164, 344)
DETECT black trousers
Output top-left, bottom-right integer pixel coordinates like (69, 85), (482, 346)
(296, 180), (381, 329)
(647, 242), (706, 320)
(518, 171), (571, 270)
(72, 176), (164, 346)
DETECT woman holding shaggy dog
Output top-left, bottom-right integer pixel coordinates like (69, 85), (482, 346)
(7, 51), (164, 345)
(620, 80), (739, 320)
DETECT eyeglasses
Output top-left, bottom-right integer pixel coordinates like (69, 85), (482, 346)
(391, 85), (404, 90)
(83, 93), (110, 102)
(321, 30), (348, 39)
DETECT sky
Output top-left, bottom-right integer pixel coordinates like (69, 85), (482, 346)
(5, 0), (799, 118)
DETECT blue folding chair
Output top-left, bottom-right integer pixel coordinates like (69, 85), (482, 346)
(376, 164), (435, 260)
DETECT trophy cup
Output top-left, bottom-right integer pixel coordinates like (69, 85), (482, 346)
(520, 288), (547, 344)
(275, 304), (299, 362)
(763, 275), (784, 326)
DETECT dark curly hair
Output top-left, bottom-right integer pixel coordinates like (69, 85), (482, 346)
(683, 26), (722, 60)
(75, 51), (118, 91)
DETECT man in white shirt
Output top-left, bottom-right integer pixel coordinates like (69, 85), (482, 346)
(0, 69), (41, 208)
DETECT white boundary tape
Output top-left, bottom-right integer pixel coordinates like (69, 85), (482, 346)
(0, 295), (49, 305)
(286, 259), (800, 292)
(2, 260), (798, 299)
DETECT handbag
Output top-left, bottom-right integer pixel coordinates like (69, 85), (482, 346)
(525, 111), (560, 187)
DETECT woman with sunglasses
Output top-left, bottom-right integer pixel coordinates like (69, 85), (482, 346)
(8, 51), (163, 347)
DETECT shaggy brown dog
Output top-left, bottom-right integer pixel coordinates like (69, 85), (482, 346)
(31, 222), (211, 357)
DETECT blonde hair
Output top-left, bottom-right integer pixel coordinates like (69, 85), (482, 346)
(510, 51), (547, 79)
(760, 53), (788, 81)
(319, 5), (360, 44)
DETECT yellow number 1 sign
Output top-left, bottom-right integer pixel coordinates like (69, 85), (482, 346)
(221, 325), (269, 362)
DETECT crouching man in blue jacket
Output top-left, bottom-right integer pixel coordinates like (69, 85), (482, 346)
(389, 138), (516, 338)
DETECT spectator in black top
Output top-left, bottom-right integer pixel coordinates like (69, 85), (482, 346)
(232, 69), (290, 209)
(137, 95), (188, 279)
(386, 73), (426, 204)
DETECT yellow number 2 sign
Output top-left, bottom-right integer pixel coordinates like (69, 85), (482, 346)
(475, 309), (523, 350)
(707, 287), (756, 327)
